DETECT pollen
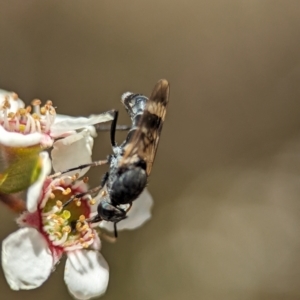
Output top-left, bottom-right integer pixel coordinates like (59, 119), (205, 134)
(18, 124), (25, 132)
(54, 232), (62, 238)
(62, 225), (71, 233)
(56, 200), (63, 208)
(32, 113), (40, 120)
(79, 215), (86, 222)
(83, 177), (89, 183)
(62, 210), (71, 220)
(75, 200), (81, 207)
(62, 187), (72, 195)
(76, 222), (82, 231)
(18, 108), (27, 116)
(31, 99), (41, 106)
(71, 174), (78, 181)
(40, 107), (47, 115)
(89, 199), (96, 205)
(11, 92), (18, 100)
(2, 97), (10, 109)
(59, 179), (65, 186)
(82, 243), (89, 248)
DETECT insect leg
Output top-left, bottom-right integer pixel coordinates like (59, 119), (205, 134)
(110, 110), (119, 147)
(114, 222), (118, 238)
(49, 158), (110, 178)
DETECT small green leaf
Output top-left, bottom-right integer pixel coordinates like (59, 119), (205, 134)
(0, 146), (43, 194)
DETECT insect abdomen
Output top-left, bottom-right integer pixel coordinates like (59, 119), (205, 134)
(110, 166), (147, 205)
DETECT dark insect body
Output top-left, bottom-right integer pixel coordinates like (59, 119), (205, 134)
(61, 79), (170, 237)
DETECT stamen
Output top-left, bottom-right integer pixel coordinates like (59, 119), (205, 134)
(3, 97), (11, 109)
(31, 99), (41, 106)
(62, 188), (72, 195)
(52, 232), (68, 246)
(76, 222), (82, 231)
(11, 92), (18, 100)
(89, 199), (96, 205)
(40, 107), (46, 115)
(56, 200), (63, 208)
(54, 232), (62, 238)
(79, 215), (86, 222)
(62, 226), (71, 233)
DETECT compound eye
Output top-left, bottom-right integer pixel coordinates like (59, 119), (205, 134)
(98, 201), (126, 222)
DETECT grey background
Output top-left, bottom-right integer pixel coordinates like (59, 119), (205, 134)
(1, 1), (300, 299)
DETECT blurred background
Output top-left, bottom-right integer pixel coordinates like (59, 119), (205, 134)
(1, 1), (300, 299)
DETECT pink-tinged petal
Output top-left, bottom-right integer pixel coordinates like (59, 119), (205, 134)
(65, 250), (109, 300)
(51, 112), (114, 137)
(1, 227), (53, 290)
(0, 126), (43, 147)
(27, 152), (52, 212)
(0, 89), (25, 112)
(100, 189), (153, 232)
(51, 130), (93, 177)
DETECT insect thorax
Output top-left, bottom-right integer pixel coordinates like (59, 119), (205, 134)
(121, 94), (148, 122)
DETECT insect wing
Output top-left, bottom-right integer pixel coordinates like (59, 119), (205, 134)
(121, 79), (170, 175)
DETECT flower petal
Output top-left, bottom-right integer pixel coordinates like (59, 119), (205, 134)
(100, 188), (153, 232)
(51, 130), (94, 177)
(51, 112), (114, 137)
(27, 152), (52, 212)
(0, 126), (43, 147)
(1, 227), (53, 290)
(65, 250), (109, 300)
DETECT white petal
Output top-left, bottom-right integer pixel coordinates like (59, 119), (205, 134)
(65, 250), (109, 300)
(51, 130), (93, 178)
(51, 112), (114, 137)
(1, 227), (53, 290)
(100, 188), (153, 232)
(0, 89), (25, 112)
(27, 152), (52, 212)
(0, 126), (43, 147)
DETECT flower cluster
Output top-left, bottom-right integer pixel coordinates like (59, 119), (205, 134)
(0, 89), (153, 299)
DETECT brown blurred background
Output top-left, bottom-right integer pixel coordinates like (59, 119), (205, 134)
(1, 1), (300, 299)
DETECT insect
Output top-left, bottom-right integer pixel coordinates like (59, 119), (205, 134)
(61, 79), (170, 237)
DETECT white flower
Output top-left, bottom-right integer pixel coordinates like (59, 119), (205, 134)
(1, 151), (153, 299)
(1, 152), (109, 299)
(0, 88), (113, 154)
